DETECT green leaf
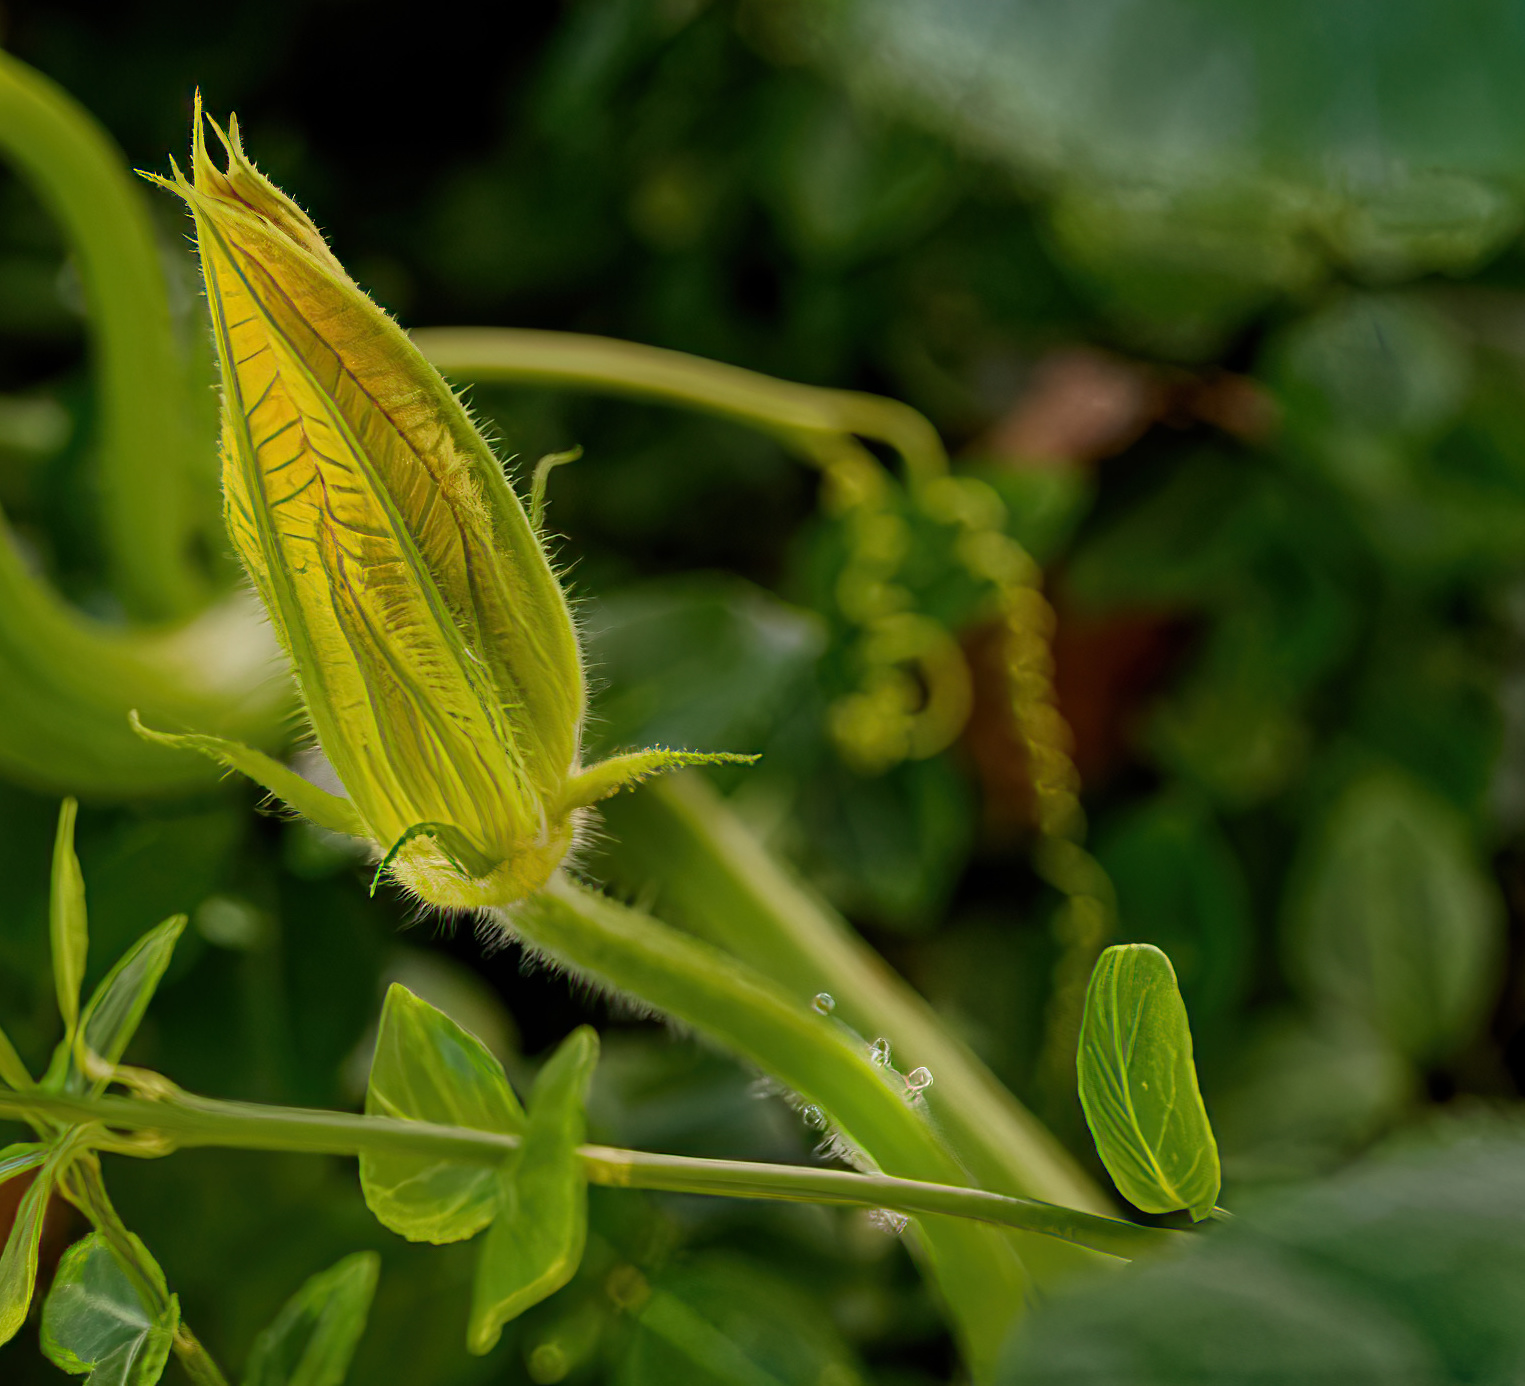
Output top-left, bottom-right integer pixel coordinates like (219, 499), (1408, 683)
(618, 1256), (863, 1386)
(40, 1231), (178, 1385)
(244, 1251), (380, 1386)
(0, 1024), (32, 1091)
(468, 1026), (598, 1355)
(361, 984), (524, 1244)
(0, 1161), (56, 1345)
(1000, 1121), (1525, 1384)
(55, 915), (187, 1094)
(1077, 943), (1220, 1220)
(1285, 770), (1504, 1063)
(51, 797), (88, 1038)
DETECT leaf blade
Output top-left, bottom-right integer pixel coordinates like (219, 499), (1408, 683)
(39, 1230), (178, 1384)
(0, 1163), (56, 1346)
(50, 797), (88, 1038)
(468, 1026), (598, 1355)
(1078, 943), (1220, 1220)
(243, 1251), (380, 1386)
(360, 984), (523, 1244)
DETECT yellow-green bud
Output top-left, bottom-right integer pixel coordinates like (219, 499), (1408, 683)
(136, 100), (750, 908)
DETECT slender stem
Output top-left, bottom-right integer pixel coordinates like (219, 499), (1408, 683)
(412, 327), (949, 483)
(172, 1324), (232, 1386)
(584, 1147), (1172, 1260)
(0, 1089), (1169, 1262)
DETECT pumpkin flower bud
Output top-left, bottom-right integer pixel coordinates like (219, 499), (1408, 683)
(136, 100), (750, 909)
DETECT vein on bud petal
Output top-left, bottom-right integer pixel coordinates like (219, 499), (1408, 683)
(138, 98), (754, 909)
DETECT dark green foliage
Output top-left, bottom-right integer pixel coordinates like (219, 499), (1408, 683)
(3, 1), (1525, 1381)
(1001, 1124), (1525, 1384)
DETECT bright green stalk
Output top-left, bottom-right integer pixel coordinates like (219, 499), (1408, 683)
(0, 52), (210, 620)
(412, 327), (949, 483)
(0, 1089), (1169, 1263)
(504, 876), (1031, 1383)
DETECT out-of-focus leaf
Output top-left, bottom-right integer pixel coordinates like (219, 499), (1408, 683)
(40, 1231), (178, 1386)
(799, 755), (975, 929)
(1000, 1123), (1525, 1384)
(0, 1024), (32, 1091)
(1212, 1015), (1414, 1184)
(361, 984), (523, 1244)
(807, 0), (1525, 344)
(582, 576), (825, 759)
(468, 1026), (597, 1355)
(1094, 796), (1252, 1027)
(53, 915), (187, 1093)
(50, 797), (87, 1038)
(0, 1162), (56, 1345)
(616, 1256), (863, 1386)
(1077, 944), (1220, 1220)
(1284, 771), (1504, 1062)
(243, 1251), (379, 1386)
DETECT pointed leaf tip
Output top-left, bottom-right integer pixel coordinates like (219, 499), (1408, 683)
(468, 1026), (598, 1354)
(50, 797), (88, 1039)
(244, 1251), (380, 1386)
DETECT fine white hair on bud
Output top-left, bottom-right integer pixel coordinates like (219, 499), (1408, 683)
(135, 97), (754, 909)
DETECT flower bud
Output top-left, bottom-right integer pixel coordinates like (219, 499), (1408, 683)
(137, 101), (749, 908)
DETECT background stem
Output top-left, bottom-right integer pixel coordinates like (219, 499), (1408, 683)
(0, 52), (209, 621)
(414, 327), (949, 483)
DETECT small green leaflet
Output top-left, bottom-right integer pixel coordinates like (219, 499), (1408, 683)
(49, 915), (187, 1094)
(0, 1025), (32, 1090)
(468, 1026), (598, 1355)
(244, 1251), (379, 1386)
(0, 1154), (57, 1345)
(1077, 943), (1221, 1221)
(51, 797), (89, 1039)
(361, 984), (524, 1243)
(40, 1231), (178, 1386)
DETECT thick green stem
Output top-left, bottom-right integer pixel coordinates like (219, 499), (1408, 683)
(0, 52), (209, 620)
(504, 877), (1034, 1383)
(412, 327), (949, 483)
(0, 1089), (1167, 1261)
(597, 777), (1111, 1272)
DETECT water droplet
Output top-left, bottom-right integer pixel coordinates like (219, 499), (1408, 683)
(868, 1037), (892, 1067)
(802, 1104), (828, 1129)
(905, 1066), (933, 1094)
(812, 992), (836, 1016)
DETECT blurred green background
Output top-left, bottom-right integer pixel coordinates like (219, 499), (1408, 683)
(5, 1), (1525, 1381)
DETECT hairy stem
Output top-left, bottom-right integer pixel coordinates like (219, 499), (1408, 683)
(504, 877), (1037, 1383)
(597, 777), (1112, 1271)
(0, 1089), (1166, 1263)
